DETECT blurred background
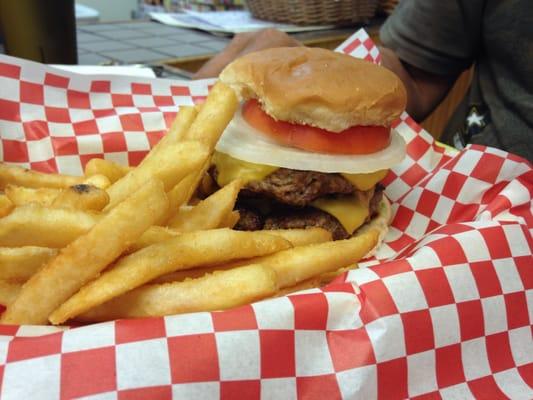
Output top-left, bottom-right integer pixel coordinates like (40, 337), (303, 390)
(0, 0), (466, 137)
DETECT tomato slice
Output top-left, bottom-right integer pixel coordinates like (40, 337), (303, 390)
(242, 99), (391, 155)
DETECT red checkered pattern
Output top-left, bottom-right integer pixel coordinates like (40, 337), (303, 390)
(0, 56), (212, 174)
(0, 30), (532, 399)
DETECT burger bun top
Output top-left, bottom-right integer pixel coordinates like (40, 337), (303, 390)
(219, 47), (407, 132)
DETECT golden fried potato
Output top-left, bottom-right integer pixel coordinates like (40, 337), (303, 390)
(104, 141), (208, 210)
(143, 106), (197, 161)
(1, 179), (169, 325)
(127, 226), (180, 254)
(174, 229), (376, 288)
(0, 280), (21, 306)
(164, 160), (210, 223)
(260, 230), (378, 288)
(5, 185), (59, 206)
(152, 228), (334, 284)
(76, 264), (277, 322)
(0, 205), (98, 248)
(51, 184), (109, 211)
(0, 247), (58, 281)
(274, 265), (355, 297)
(168, 179), (242, 231)
(182, 82), (238, 151)
(263, 228), (332, 247)
(82, 174), (111, 189)
(0, 194), (14, 217)
(51, 229), (290, 324)
(0, 163), (82, 189)
(218, 210), (240, 229)
(84, 158), (132, 183)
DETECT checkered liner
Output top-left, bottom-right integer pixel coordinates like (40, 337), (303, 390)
(0, 29), (531, 399)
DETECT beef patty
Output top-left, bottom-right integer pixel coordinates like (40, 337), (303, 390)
(235, 185), (384, 240)
(211, 166), (384, 240)
(211, 167), (355, 207)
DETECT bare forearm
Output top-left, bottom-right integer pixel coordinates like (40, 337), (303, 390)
(193, 29), (301, 80)
(379, 46), (458, 121)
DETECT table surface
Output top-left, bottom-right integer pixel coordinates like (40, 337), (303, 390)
(76, 19), (381, 68)
(76, 20), (231, 66)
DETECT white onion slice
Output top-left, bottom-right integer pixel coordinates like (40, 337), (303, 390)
(216, 107), (406, 174)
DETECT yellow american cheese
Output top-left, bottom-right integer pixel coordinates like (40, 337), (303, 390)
(212, 152), (278, 186)
(311, 195), (369, 234)
(212, 152), (387, 189)
(341, 170), (388, 191)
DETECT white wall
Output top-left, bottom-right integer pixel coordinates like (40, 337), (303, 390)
(76, 0), (138, 22)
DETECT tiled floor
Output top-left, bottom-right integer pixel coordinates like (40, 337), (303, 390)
(76, 20), (230, 65)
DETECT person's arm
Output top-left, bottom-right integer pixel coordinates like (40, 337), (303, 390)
(379, 1), (481, 121)
(379, 46), (458, 121)
(193, 27), (458, 121)
(193, 28), (301, 80)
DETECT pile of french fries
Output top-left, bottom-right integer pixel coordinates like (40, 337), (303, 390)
(0, 82), (379, 326)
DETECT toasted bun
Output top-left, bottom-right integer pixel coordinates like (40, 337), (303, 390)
(220, 47), (406, 132)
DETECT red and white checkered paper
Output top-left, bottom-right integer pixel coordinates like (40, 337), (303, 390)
(0, 29), (531, 400)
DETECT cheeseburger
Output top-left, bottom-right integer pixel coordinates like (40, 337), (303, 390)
(212, 47), (407, 243)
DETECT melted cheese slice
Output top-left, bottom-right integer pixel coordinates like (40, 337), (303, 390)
(212, 151), (387, 190)
(212, 151), (278, 186)
(311, 195), (369, 234)
(342, 170), (388, 191)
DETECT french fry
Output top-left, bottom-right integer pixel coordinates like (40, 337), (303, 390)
(163, 160), (210, 223)
(159, 230), (371, 288)
(263, 228), (333, 247)
(50, 229), (291, 324)
(218, 210), (240, 229)
(0, 163), (83, 189)
(152, 263), (234, 284)
(0, 247), (58, 281)
(0, 205), (98, 248)
(182, 82), (238, 151)
(126, 226), (179, 253)
(76, 264), (277, 322)
(83, 174), (111, 190)
(168, 179), (242, 231)
(51, 184), (109, 211)
(0, 204), (179, 250)
(1, 179), (169, 325)
(174, 230), (376, 288)
(5, 185), (59, 206)
(319, 265), (355, 283)
(104, 141), (209, 211)
(258, 229), (378, 288)
(274, 278), (321, 297)
(7, 183), (108, 210)
(274, 266), (356, 297)
(197, 170), (217, 198)
(84, 158), (132, 183)
(0, 194), (14, 217)
(142, 106), (197, 161)
(0, 280), (22, 306)
(135, 107), (201, 225)
(152, 228), (333, 284)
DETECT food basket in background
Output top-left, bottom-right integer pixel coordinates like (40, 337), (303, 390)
(246, 0), (379, 25)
